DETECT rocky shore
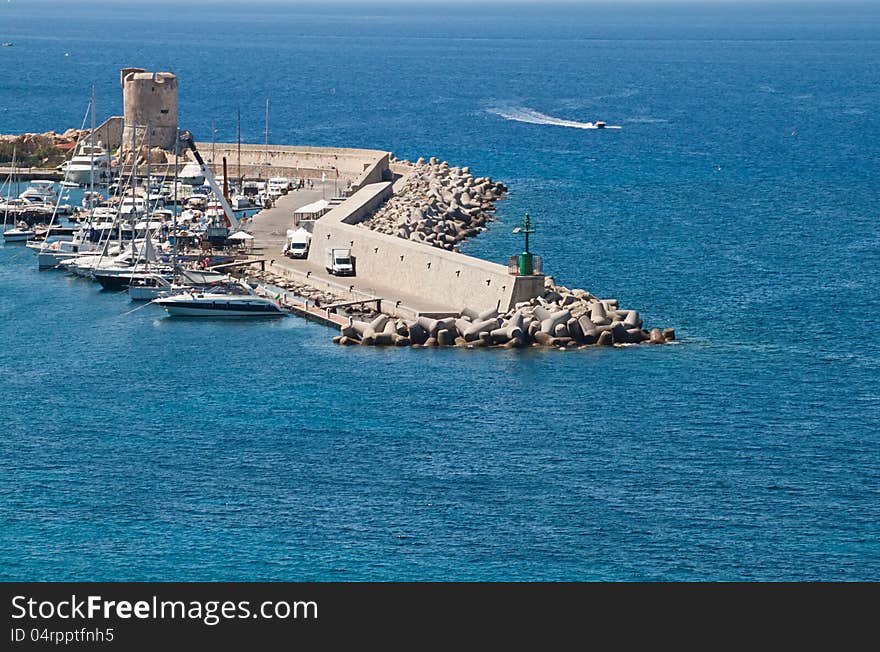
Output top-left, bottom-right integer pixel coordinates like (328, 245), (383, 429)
(359, 157), (507, 251)
(0, 129), (86, 167)
(334, 277), (674, 349)
(0, 129), (176, 167)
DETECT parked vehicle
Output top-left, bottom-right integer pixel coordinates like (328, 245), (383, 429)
(284, 227), (311, 259)
(267, 177), (290, 195)
(324, 247), (353, 276)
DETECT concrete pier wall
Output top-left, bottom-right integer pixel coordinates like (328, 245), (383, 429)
(307, 183), (544, 313)
(196, 143), (390, 188)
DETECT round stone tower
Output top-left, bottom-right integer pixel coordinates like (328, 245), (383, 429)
(120, 67), (178, 150)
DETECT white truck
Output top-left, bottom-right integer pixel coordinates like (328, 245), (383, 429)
(325, 247), (354, 276)
(284, 227), (311, 259)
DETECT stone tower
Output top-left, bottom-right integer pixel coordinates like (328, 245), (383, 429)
(120, 67), (178, 150)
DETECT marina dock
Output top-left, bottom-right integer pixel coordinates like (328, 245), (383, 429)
(247, 190), (456, 319)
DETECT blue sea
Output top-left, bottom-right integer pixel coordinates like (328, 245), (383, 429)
(1, 1), (878, 581)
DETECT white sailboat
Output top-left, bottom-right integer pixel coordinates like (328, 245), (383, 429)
(33, 93), (105, 265)
(1, 148), (34, 242)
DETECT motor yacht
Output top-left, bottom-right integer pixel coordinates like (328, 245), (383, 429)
(152, 279), (285, 317)
(2, 221), (35, 242)
(59, 140), (115, 186)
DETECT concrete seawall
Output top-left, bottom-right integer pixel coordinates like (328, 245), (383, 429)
(194, 142), (390, 189)
(306, 183), (544, 313)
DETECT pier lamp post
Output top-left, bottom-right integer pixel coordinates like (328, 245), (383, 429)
(512, 213), (535, 275)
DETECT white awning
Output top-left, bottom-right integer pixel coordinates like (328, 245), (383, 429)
(227, 231), (255, 240)
(293, 199), (330, 215)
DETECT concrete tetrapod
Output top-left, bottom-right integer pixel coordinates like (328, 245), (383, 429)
(464, 318), (501, 342)
(332, 273), (675, 349)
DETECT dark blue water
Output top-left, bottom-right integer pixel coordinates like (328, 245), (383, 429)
(1, 1), (878, 580)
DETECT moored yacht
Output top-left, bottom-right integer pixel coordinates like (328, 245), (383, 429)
(2, 221), (35, 242)
(152, 279), (285, 317)
(35, 235), (99, 269)
(19, 180), (58, 206)
(59, 140), (115, 186)
(93, 266), (174, 291)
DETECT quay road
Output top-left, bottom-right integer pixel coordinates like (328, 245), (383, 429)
(247, 184), (453, 318)
(0, 167), (64, 181)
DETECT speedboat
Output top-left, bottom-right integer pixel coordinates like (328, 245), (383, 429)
(128, 273), (182, 301)
(152, 279), (285, 317)
(128, 268), (225, 301)
(19, 181), (58, 205)
(2, 222), (35, 242)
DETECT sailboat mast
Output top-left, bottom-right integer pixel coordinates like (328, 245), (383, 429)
(264, 97), (269, 180)
(2, 146), (15, 231)
(237, 107), (241, 189)
(143, 124), (152, 269)
(89, 85), (96, 196)
(172, 130), (179, 267)
(146, 123), (152, 210)
(86, 86), (97, 232)
(128, 124), (136, 248)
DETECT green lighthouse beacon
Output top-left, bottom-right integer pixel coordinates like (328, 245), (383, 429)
(513, 212), (536, 275)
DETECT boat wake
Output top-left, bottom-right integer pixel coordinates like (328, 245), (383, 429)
(487, 106), (621, 130)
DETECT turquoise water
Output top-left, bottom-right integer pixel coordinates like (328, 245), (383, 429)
(1, 1), (878, 580)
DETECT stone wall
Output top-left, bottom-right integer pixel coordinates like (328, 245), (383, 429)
(92, 116), (123, 152)
(194, 142), (389, 187)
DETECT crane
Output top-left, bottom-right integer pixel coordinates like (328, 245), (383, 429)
(177, 130), (238, 240)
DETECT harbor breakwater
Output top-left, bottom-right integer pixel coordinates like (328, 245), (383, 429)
(334, 279), (675, 348)
(306, 182), (546, 314)
(361, 157), (507, 251)
(282, 157), (676, 348)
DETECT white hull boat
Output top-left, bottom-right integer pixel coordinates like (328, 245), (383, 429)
(62, 142), (115, 185)
(36, 239), (99, 269)
(153, 298), (285, 317)
(2, 227), (34, 242)
(152, 280), (285, 317)
(19, 181), (58, 205)
(129, 281), (178, 301)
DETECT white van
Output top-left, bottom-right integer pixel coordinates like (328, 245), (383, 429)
(267, 177), (290, 196)
(284, 227), (311, 259)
